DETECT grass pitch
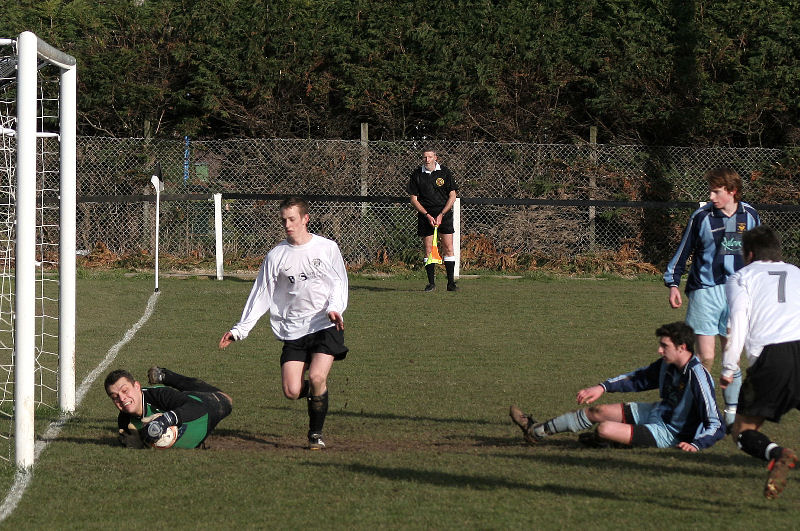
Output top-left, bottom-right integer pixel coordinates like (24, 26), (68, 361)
(1, 272), (798, 529)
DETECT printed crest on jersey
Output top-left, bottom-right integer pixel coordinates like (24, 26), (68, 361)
(312, 258), (322, 268)
(737, 222), (746, 233)
(435, 177), (445, 187)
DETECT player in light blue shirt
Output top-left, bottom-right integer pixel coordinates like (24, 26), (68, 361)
(510, 322), (725, 451)
(663, 167), (760, 427)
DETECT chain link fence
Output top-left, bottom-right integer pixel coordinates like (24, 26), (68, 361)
(76, 137), (800, 271)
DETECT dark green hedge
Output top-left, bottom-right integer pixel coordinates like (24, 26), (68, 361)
(2, 0), (799, 146)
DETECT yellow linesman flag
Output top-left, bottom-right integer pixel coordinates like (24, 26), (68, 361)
(426, 226), (443, 265)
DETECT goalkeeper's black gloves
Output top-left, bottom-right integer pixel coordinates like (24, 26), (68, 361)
(118, 422), (144, 449)
(143, 411), (178, 444)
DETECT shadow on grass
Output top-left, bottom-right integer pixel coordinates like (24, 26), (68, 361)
(349, 284), (401, 293)
(208, 428), (287, 448)
(305, 460), (585, 493)
(56, 435), (121, 447)
(52, 422), (286, 450)
(263, 405), (508, 426)
(305, 461), (791, 514)
(217, 276), (255, 283)
(499, 444), (759, 479)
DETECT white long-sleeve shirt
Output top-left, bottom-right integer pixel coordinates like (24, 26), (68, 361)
(230, 234), (348, 341)
(722, 260), (800, 379)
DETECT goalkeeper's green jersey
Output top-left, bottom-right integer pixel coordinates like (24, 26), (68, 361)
(118, 386), (210, 449)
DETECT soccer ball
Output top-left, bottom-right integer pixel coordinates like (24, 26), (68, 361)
(148, 425), (178, 449)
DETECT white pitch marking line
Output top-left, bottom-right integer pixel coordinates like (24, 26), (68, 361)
(0, 291), (160, 523)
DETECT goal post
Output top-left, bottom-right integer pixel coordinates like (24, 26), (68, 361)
(5, 31), (76, 469)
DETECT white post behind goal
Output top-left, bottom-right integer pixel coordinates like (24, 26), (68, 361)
(453, 198), (460, 279)
(213, 193), (224, 280)
(3, 32), (76, 469)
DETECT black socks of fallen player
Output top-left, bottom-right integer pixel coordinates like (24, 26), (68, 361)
(738, 429), (783, 461)
(308, 391), (329, 434)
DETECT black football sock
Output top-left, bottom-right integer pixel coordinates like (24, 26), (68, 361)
(425, 263), (436, 285)
(444, 259), (455, 283)
(308, 391), (329, 435)
(738, 429), (782, 461)
(297, 380), (310, 399)
(162, 370), (220, 393)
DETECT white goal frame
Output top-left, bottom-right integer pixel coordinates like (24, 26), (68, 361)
(4, 31), (76, 469)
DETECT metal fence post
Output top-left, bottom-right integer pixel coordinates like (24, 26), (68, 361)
(589, 126), (597, 251)
(360, 123), (369, 263)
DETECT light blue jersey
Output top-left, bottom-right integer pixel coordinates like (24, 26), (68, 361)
(664, 202), (760, 293)
(601, 356), (725, 450)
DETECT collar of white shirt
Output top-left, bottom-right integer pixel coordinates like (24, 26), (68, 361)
(421, 163), (441, 174)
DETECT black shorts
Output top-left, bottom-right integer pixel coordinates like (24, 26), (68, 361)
(738, 340), (800, 422)
(280, 327), (348, 365)
(622, 403), (658, 447)
(417, 210), (454, 237)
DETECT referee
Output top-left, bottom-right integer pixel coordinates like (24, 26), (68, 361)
(407, 148), (459, 292)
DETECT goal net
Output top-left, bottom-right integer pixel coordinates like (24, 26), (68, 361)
(0, 32), (76, 468)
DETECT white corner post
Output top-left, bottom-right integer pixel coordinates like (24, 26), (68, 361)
(453, 197), (461, 279)
(213, 193), (223, 280)
(150, 164), (163, 292)
(14, 31), (38, 469)
(58, 42), (77, 414)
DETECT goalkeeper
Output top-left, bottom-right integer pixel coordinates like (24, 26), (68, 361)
(510, 322), (725, 452)
(105, 367), (233, 449)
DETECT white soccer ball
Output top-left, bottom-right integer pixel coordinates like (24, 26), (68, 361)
(148, 425), (178, 449)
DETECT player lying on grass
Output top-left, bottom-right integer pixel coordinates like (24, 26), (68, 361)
(721, 226), (800, 499)
(510, 322), (725, 452)
(105, 367), (232, 449)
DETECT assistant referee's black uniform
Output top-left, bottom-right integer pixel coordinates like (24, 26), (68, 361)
(407, 164), (458, 237)
(407, 163), (459, 290)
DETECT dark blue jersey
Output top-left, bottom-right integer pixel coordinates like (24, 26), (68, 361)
(664, 202), (760, 292)
(601, 356), (725, 450)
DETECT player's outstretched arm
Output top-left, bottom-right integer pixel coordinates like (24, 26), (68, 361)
(576, 385), (605, 404)
(219, 331), (235, 349)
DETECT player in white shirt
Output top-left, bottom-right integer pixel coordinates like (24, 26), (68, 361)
(721, 225), (800, 498)
(219, 197), (349, 450)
